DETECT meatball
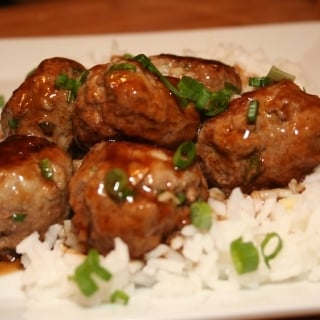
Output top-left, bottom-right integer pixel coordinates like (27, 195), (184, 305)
(72, 59), (200, 150)
(197, 80), (320, 194)
(1, 57), (87, 152)
(150, 53), (242, 93)
(0, 135), (73, 255)
(70, 141), (208, 258)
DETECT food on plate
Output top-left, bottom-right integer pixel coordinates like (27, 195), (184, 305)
(1, 57), (87, 152)
(197, 79), (320, 194)
(0, 135), (73, 260)
(1, 49), (320, 309)
(70, 140), (208, 258)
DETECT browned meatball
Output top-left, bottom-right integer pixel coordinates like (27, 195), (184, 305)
(70, 141), (208, 258)
(1, 57), (87, 152)
(197, 80), (320, 194)
(0, 135), (73, 256)
(72, 59), (200, 150)
(150, 53), (242, 92)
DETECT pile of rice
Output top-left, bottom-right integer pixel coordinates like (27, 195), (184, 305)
(14, 45), (320, 310)
(16, 166), (320, 308)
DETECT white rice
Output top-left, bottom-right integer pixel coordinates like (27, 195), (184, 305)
(16, 165), (320, 308)
(14, 45), (320, 310)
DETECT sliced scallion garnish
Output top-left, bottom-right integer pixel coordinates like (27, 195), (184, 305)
(173, 141), (196, 170)
(246, 99), (259, 124)
(104, 168), (134, 202)
(248, 76), (274, 88)
(261, 232), (283, 268)
(55, 70), (88, 103)
(230, 237), (259, 274)
(11, 213), (27, 222)
(110, 290), (130, 305)
(249, 65), (296, 88)
(266, 65), (295, 82)
(190, 201), (213, 231)
(71, 249), (112, 297)
(108, 63), (137, 72)
(8, 117), (19, 129)
(39, 158), (54, 180)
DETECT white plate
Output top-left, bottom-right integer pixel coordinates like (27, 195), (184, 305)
(1, 22), (320, 320)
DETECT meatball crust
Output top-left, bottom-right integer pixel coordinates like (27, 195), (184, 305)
(1, 57), (87, 151)
(70, 141), (208, 258)
(150, 53), (242, 93)
(72, 59), (200, 150)
(197, 80), (320, 194)
(0, 135), (73, 253)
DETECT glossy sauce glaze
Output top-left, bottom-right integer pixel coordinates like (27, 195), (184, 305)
(70, 140), (209, 258)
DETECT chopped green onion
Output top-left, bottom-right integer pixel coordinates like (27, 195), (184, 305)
(55, 70), (88, 102)
(173, 141), (196, 170)
(11, 213), (27, 222)
(248, 76), (274, 88)
(177, 76), (212, 108)
(176, 192), (187, 205)
(110, 290), (130, 305)
(108, 63), (137, 72)
(71, 249), (112, 297)
(244, 153), (262, 184)
(0, 95), (5, 109)
(246, 99), (259, 124)
(122, 53), (134, 59)
(39, 158), (54, 180)
(266, 65), (295, 82)
(230, 237), (259, 274)
(190, 201), (213, 231)
(8, 117), (19, 129)
(249, 65), (296, 88)
(104, 168), (134, 202)
(261, 232), (283, 268)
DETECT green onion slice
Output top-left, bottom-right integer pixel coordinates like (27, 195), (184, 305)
(39, 158), (54, 180)
(104, 168), (134, 202)
(11, 213), (27, 222)
(261, 232), (283, 268)
(249, 65), (296, 88)
(190, 201), (213, 231)
(266, 65), (295, 82)
(55, 70), (88, 102)
(173, 141), (196, 170)
(71, 249), (112, 297)
(230, 237), (259, 274)
(108, 63), (137, 72)
(248, 76), (274, 88)
(110, 290), (130, 305)
(246, 99), (259, 124)
(8, 117), (19, 130)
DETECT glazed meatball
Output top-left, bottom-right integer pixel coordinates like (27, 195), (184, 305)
(1, 57), (87, 152)
(150, 53), (242, 93)
(72, 59), (200, 150)
(0, 135), (73, 255)
(70, 141), (208, 258)
(197, 80), (320, 194)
